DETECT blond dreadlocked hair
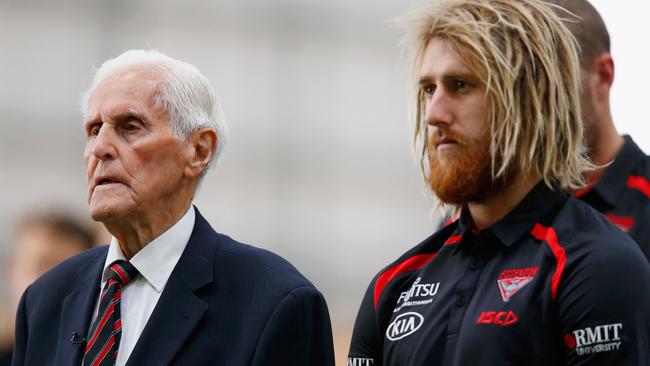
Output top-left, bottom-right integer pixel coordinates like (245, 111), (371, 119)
(401, 0), (593, 191)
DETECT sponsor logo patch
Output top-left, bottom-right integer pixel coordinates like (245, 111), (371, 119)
(393, 277), (440, 312)
(564, 323), (623, 356)
(347, 357), (375, 366)
(476, 310), (519, 326)
(497, 266), (538, 302)
(386, 312), (424, 341)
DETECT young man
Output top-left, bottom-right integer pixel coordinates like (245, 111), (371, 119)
(550, 0), (650, 260)
(348, 1), (650, 365)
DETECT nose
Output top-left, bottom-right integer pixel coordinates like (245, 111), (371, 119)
(424, 89), (453, 127)
(89, 126), (117, 161)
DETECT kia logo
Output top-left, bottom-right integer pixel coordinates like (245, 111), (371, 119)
(386, 312), (424, 341)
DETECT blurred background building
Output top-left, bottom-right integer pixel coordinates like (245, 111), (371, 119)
(0, 0), (648, 364)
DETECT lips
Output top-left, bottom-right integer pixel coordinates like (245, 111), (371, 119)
(435, 137), (459, 149)
(92, 175), (123, 190)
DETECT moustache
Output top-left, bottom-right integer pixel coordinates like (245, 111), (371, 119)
(427, 129), (470, 150)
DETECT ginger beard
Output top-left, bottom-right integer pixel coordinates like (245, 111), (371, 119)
(426, 127), (510, 205)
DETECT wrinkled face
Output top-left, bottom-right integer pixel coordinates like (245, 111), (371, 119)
(84, 68), (191, 222)
(419, 38), (494, 204)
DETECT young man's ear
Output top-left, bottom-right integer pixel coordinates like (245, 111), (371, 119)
(185, 128), (217, 178)
(593, 53), (614, 98)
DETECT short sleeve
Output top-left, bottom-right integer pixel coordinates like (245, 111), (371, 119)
(348, 279), (383, 366)
(557, 236), (650, 365)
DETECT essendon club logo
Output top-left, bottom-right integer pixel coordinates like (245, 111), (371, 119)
(497, 266), (538, 302)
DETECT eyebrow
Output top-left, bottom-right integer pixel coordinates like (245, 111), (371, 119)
(115, 108), (146, 122)
(83, 114), (100, 128)
(83, 108), (146, 126)
(418, 71), (479, 87)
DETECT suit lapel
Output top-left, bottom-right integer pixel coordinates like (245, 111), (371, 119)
(126, 210), (216, 365)
(54, 249), (106, 366)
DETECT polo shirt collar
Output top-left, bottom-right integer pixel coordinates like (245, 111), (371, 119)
(457, 181), (567, 248)
(101, 206), (196, 292)
(587, 135), (646, 207)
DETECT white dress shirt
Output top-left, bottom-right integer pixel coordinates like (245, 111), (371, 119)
(87, 207), (195, 365)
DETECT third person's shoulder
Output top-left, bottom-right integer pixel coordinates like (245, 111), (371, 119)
(551, 197), (650, 273)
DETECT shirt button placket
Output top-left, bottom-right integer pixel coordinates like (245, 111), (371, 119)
(446, 235), (483, 337)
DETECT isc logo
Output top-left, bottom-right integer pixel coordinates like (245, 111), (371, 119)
(476, 311), (519, 326)
(386, 312), (424, 341)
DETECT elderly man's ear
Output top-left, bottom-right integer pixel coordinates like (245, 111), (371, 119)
(184, 128), (218, 179)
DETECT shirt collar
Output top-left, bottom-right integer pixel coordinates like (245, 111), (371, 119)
(457, 181), (567, 248)
(587, 135), (646, 206)
(101, 206), (196, 292)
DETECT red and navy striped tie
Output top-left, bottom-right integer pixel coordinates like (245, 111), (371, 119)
(83, 260), (139, 366)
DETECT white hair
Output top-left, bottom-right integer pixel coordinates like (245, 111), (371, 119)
(81, 49), (228, 169)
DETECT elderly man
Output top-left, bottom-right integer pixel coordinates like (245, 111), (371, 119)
(12, 50), (334, 365)
(549, 0), (650, 260)
(348, 0), (650, 365)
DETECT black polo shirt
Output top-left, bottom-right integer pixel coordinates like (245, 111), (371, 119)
(577, 135), (650, 260)
(348, 182), (650, 365)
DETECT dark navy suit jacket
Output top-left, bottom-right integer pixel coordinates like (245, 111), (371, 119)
(12, 208), (335, 365)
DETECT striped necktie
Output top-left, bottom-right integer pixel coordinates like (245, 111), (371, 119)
(83, 260), (139, 366)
